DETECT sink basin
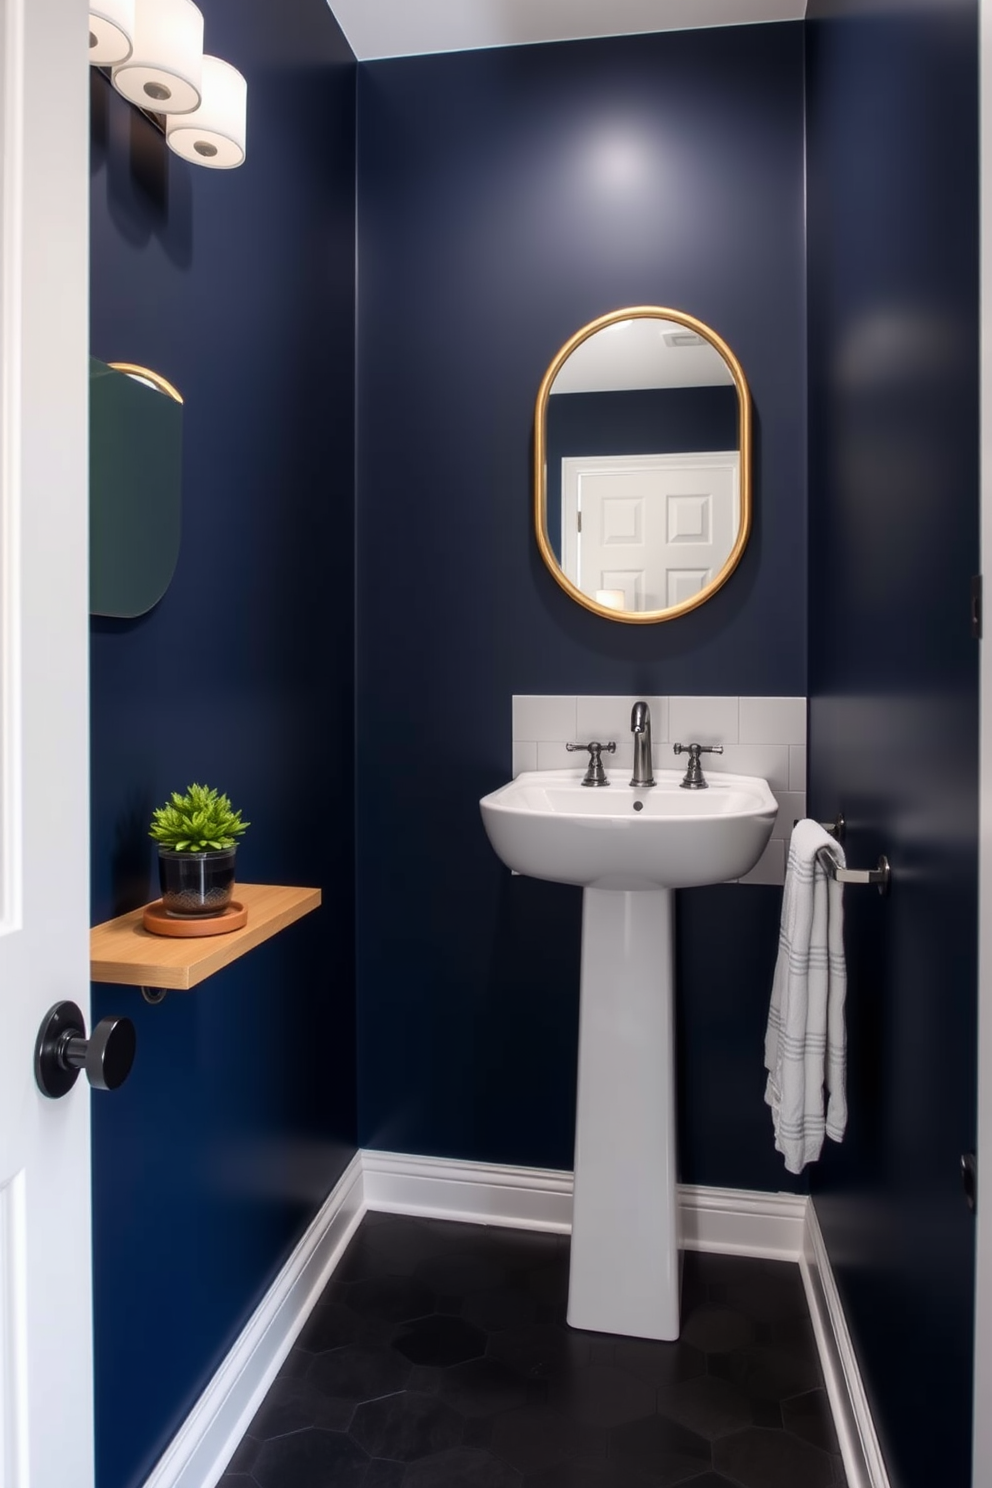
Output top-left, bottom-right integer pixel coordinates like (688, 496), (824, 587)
(480, 768), (778, 890)
(480, 764), (779, 1342)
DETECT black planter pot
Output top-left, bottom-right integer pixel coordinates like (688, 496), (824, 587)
(158, 847), (237, 917)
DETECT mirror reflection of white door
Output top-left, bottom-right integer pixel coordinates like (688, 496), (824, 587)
(0, 2), (94, 1484)
(562, 452), (740, 611)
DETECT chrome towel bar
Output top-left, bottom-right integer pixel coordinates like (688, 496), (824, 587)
(794, 814), (890, 895)
(817, 848), (890, 897)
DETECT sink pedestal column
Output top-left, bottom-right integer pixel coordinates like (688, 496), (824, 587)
(567, 887), (679, 1341)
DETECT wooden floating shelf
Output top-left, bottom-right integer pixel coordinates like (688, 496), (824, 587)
(90, 883), (322, 991)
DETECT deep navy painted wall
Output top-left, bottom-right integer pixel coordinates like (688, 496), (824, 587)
(806, 5), (979, 1485)
(546, 384), (739, 553)
(88, 6), (356, 1485)
(355, 27), (807, 1189)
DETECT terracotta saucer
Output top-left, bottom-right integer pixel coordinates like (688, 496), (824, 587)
(142, 900), (247, 937)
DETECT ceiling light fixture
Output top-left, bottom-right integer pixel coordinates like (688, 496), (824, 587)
(89, 0), (134, 66)
(165, 56), (247, 169)
(91, 0), (247, 169)
(111, 0), (203, 114)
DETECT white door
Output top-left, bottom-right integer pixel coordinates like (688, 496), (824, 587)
(0, 2), (93, 1485)
(561, 451), (740, 611)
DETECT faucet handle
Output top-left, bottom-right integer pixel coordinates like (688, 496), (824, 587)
(673, 742), (724, 758)
(566, 740), (616, 787)
(673, 742), (724, 790)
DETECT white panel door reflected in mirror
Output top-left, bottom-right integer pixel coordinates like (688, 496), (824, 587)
(534, 308), (751, 624)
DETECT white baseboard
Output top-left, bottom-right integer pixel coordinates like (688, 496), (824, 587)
(800, 1195), (891, 1488)
(143, 1147), (887, 1488)
(361, 1149), (573, 1232)
(679, 1181), (807, 1259)
(142, 1151), (365, 1488)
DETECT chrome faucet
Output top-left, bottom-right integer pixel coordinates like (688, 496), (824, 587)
(673, 741), (724, 789)
(630, 701), (655, 787)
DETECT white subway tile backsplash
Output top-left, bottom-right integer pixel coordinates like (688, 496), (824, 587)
(536, 740), (582, 770)
(508, 695), (808, 886)
(512, 741), (538, 777)
(789, 745), (807, 792)
(576, 694), (668, 747)
(739, 838), (786, 886)
(668, 695), (739, 746)
(512, 695), (577, 743)
(706, 744), (791, 793)
(772, 791), (806, 840)
(739, 696), (806, 746)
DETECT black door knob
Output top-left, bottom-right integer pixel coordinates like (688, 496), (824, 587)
(34, 1000), (136, 1099)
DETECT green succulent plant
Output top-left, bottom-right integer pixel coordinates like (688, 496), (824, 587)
(149, 782), (250, 853)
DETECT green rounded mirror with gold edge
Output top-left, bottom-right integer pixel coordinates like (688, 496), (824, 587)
(89, 358), (183, 619)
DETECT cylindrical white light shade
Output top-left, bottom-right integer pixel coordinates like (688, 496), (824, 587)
(595, 589), (626, 611)
(166, 56), (247, 169)
(89, 0), (134, 65)
(112, 0), (203, 115)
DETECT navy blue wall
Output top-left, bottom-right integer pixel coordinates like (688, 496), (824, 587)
(546, 384), (739, 553)
(355, 26), (807, 1189)
(88, 5), (356, 1485)
(806, 4), (979, 1485)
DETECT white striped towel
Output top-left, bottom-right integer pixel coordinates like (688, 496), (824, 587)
(764, 818), (848, 1174)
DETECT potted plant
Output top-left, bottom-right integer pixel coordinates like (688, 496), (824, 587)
(149, 782), (249, 917)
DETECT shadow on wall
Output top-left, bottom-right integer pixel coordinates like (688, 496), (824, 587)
(90, 68), (193, 266)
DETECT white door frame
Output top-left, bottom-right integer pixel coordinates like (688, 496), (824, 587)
(0, 2), (92, 1484)
(976, 1), (992, 1483)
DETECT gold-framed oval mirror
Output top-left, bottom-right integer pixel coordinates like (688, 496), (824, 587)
(534, 306), (752, 623)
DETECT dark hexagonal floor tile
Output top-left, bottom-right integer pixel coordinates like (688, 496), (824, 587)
(523, 1463), (660, 1487)
(490, 1405), (608, 1473)
(407, 1363), (445, 1394)
(366, 1460), (407, 1488)
(296, 1301), (361, 1354)
(394, 1313), (487, 1366)
(665, 1477), (752, 1488)
(251, 1428), (369, 1488)
(548, 1362), (657, 1428)
(714, 1427), (838, 1488)
(440, 1357), (532, 1418)
(710, 1345), (822, 1403)
(218, 1221), (849, 1488)
(681, 1307), (755, 1354)
(350, 1390), (464, 1460)
(610, 1413), (712, 1485)
(717, 1272), (809, 1327)
(781, 1388), (841, 1453)
(488, 1322), (592, 1382)
(614, 1337), (706, 1386)
(223, 1431), (260, 1474)
(525, 1263), (570, 1310)
(307, 1343), (410, 1403)
(415, 1252), (508, 1296)
(405, 1446), (524, 1486)
(753, 1312), (819, 1358)
(332, 1236), (389, 1285)
(463, 1284), (540, 1333)
(365, 1217), (468, 1273)
(245, 1376), (353, 1438)
(342, 1274), (436, 1324)
(657, 1374), (753, 1440)
(275, 1347), (312, 1381)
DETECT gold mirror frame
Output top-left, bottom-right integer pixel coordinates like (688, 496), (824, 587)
(107, 362), (184, 404)
(534, 306), (752, 624)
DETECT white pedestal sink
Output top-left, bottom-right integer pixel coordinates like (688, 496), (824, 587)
(480, 768), (777, 1340)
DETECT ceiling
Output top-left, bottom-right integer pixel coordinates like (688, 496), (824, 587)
(552, 318), (734, 394)
(326, 0), (808, 63)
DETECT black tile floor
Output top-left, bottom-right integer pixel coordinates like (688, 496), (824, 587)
(220, 1213), (847, 1488)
